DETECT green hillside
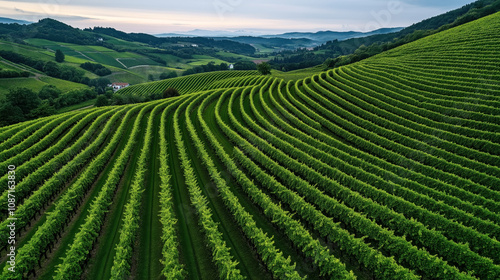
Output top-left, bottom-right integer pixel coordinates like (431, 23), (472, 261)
(1, 11), (500, 280)
(117, 70), (260, 96)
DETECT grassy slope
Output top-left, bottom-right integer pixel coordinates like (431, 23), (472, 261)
(0, 77), (86, 96)
(270, 65), (325, 81)
(117, 70), (260, 96)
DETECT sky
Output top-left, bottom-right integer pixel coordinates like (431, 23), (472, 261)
(0, 0), (475, 35)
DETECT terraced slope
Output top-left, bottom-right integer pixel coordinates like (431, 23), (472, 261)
(1, 12), (499, 280)
(116, 70), (259, 96)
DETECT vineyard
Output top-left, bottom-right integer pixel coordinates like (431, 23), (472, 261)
(0, 11), (500, 280)
(116, 71), (260, 96)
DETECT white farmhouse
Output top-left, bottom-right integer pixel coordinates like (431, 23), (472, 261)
(111, 83), (130, 91)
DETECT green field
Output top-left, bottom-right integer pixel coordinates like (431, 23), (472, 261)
(25, 39), (161, 70)
(0, 77), (87, 96)
(187, 55), (231, 66)
(1, 11), (500, 280)
(14, 37), (257, 87)
(0, 61), (21, 71)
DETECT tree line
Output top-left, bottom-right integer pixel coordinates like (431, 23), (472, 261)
(0, 86), (97, 126)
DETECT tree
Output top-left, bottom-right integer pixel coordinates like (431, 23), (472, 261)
(6, 88), (41, 115)
(43, 61), (60, 77)
(160, 71), (177, 80)
(219, 63), (228, 71)
(95, 95), (109, 107)
(234, 61), (257, 70)
(39, 85), (62, 101)
(0, 102), (25, 126)
(29, 100), (56, 119)
(89, 77), (111, 94)
(55, 49), (65, 63)
(162, 87), (179, 98)
(148, 74), (155, 81)
(257, 62), (272, 75)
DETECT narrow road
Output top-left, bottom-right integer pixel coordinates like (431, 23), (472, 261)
(73, 105), (95, 111)
(115, 58), (128, 69)
(0, 59), (43, 80)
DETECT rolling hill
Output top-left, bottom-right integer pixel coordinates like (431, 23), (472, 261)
(0, 10), (499, 280)
(116, 70), (260, 96)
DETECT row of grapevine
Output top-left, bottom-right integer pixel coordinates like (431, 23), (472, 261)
(0, 107), (126, 251)
(0, 108), (109, 211)
(277, 81), (500, 218)
(54, 101), (159, 279)
(291, 80), (500, 203)
(225, 83), (498, 279)
(263, 81), (500, 231)
(173, 94), (245, 280)
(312, 73), (500, 173)
(117, 70), (258, 96)
(233, 86), (421, 279)
(110, 99), (178, 278)
(0, 105), (139, 279)
(216, 88), (357, 279)
(194, 90), (309, 280)
(0, 113), (74, 163)
(157, 96), (185, 279)
(327, 67), (500, 157)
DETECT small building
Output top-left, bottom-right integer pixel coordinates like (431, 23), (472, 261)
(110, 83), (130, 91)
(191, 44), (198, 47)
(228, 64), (234, 70)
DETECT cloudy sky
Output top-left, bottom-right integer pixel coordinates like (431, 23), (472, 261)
(0, 0), (475, 34)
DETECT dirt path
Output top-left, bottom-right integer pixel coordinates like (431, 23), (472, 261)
(128, 65), (159, 69)
(115, 58), (128, 69)
(73, 105), (95, 111)
(0, 59), (44, 80)
(76, 51), (96, 62)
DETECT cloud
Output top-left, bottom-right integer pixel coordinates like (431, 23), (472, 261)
(399, 0), (473, 8)
(13, 7), (94, 21)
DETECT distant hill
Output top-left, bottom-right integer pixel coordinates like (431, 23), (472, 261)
(0, 17), (32, 25)
(156, 29), (261, 37)
(261, 28), (403, 43)
(0, 18), (98, 44)
(271, 0), (500, 71)
(318, 0), (500, 52)
(159, 28), (404, 50)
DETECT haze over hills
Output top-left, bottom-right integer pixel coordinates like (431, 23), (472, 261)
(156, 27), (404, 47)
(0, 17), (32, 25)
(260, 28), (404, 41)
